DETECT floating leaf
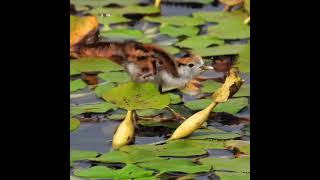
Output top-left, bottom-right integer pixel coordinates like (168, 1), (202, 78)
(201, 80), (222, 93)
(175, 35), (224, 49)
(70, 0), (141, 7)
(101, 29), (144, 39)
(208, 21), (250, 39)
(199, 157), (250, 173)
(216, 172), (250, 180)
(74, 164), (154, 179)
(70, 118), (80, 132)
(162, 0), (213, 4)
(160, 46), (180, 54)
(136, 109), (164, 117)
(137, 158), (211, 174)
(70, 15), (99, 48)
(103, 82), (170, 110)
(107, 112), (127, 120)
(192, 44), (245, 57)
(94, 82), (116, 97)
(90, 5), (160, 15)
(70, 65), (81, 76)
(192, 10), (247, 24)
(70, 150), (99, 164)
(70, 102), (117, 116)
(184, 98), (248, 114)
(159, 25), (199, 37)
(71, 57), (124, 73)
(144, 16), (206, 26)
(233, 84), (250, 97)
(98, 71), (131, 83)
(225, 140), (250, 154)
(188, 132), (241, 140)
(168, 93), (182, 104)
(70, 79), (87, 92)
(97, 14), (131, 31)
(236, 43), (250, 73)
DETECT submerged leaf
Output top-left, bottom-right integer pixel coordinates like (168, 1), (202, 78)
(103, 82), (170, 110)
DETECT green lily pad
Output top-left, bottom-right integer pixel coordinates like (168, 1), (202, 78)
(233, 84), (250, 97)
(201, 80), (222, 93)
(74, 164), (155, 179)
(70, 57), (124, 73)
(175, 35), (224, 49)
(216, 172), (250, 180)
(188, 132), (241, 140)
(160, 46), (180, 54)
(162, 0), (213, 4)
(192, 10), (247, 24)
(70, 0), (141, 7)
(98, 71), (131, 83)
(70, 149), (99, 165)
(199, 157), (250, 173)
(208, 21), (250, 39)
(90, 5), (160, 15)
(90, 148), (163, 164)
(192, 44), (245, 57)
(186, 139), (225, 149)
(102, 82), (170, 110)
(137, 158), (211, 174)
(236, 43), (250, 73)
(70, 102), (117, 116)
(70, 65), (81, 76)
(184, 98), (248, 114)
(97, 14), (131, 31)
(167, 93), (182, 104)
(101, 29), (144, 39)
(138, 120), (179, 129)
(107, 112), (127, 120)
(95, 82), (116, 97)
(144, 16), (206, 26)
(136, 109), (164, 117)
(70, 118), (80, 132)
(70, 79), (87, 92)
(225, 140), (250, 154)
(160, 25), (199, 37)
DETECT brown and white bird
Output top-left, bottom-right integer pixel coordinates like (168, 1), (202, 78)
(72, 40), (213, 92)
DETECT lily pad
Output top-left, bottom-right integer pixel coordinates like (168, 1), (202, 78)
(225, 140), (250, 154)
(107, 113), (127, 120)
(102, 82), (170, 110)
(90, 148), (163, 164)
(70, 79), (87, 92)
(184, 98), (248, 114)
(236, 43), (250, 73)
(168, 93), (182, 104)
(74, 164), (154, 179)
(101, 29), (144, 39)
(199, 157), (250, 173)
(201, 80), (222, 93)
(136, 109), (164, 117)
(90, 5), (160, 15)
(70, 0), (141, 7)
(137, 158), (211, 174)
(70, 57), (124, 73)
(70, 65), (81, 76)
(216, 172), (250, 180)
(159, 25), (199, 37)
(70, 102), (117, 116)
(160, 46), (180, 54)
(144, 16), (206, 26)
(70, 149), (99, 164)
(162, 0), (213, 4)
(192, 10), (247, 24)
(175, 35), (224, 49)
(233, 84), (250, 97)
(98, 71), (131, 83)
(97, 14), (131, 30)
(208, 21), (250, 39)
(192, 44), (245, 57)
(188, 132), (241, 140)
(70, 118), (80, 132)
(94, 82), (116, 97)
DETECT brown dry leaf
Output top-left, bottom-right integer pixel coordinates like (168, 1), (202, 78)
(212, 67), (243, 102)
(70, 15), (99, 53)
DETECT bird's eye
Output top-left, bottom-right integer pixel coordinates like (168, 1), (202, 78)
(188, 64), (194, 68)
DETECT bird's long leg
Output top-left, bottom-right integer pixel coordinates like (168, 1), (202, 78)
(166, 106), (186, 121)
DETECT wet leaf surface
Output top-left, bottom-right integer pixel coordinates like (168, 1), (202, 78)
(70, 118), (81, 132)
(70, 79), (87, 92)
(199, 156), (250, 173)
(225, 140), (250, 154)
(215, 171), (250, 180)
(175, 35), (224, 49)
(98, 71), (131, 83)
(71, 102), (117, 116)
(160, 25), (199, 37)
(71, 57), (124, 73)
(144, 16), (206, 26)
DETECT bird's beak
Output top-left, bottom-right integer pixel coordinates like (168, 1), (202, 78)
(200, 65), (214, 71)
